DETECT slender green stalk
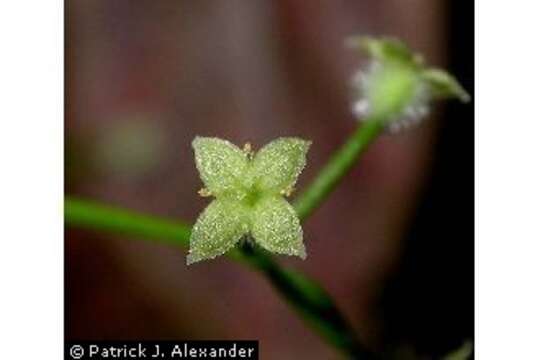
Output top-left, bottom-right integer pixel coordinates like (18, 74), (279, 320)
(65, 198), (191, 246)
(238, 243), (376, 358)
(294, 119), (384, 220)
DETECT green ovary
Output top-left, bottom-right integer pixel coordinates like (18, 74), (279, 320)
(243, 185), (266, 208)
(368, 62), (418, 120)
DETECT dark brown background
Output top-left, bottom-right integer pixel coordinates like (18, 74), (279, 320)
(65, 1), (473, 358)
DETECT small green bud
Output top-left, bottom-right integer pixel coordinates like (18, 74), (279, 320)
(347, 36), (470, 132)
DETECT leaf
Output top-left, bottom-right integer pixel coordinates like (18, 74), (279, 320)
(187, 199), (249, 265)
(192, 137), (249, 198)
(422, 68), (471, 102)
(251, 138), (311, 194)
(251, 196), (306, 259)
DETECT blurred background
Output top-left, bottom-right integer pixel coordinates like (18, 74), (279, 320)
(65, 1), (473, 359)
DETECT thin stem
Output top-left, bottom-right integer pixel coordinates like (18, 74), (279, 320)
(65, 198), (191, 246)
(65, 197), (377, 358)
(294, 119), (384, 220)
(239, 243), (376, 358)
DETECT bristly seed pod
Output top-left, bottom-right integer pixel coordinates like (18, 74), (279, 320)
(346, 36), (470, 133)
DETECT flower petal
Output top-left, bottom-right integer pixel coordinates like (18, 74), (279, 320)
(192, 137), (248, 197)
(251, 196), (306, 259)
(421, 68), (471, 103)
(250, 138), (310, 194)
(187, 199), (248, 265)
(346, 36), (423, 68)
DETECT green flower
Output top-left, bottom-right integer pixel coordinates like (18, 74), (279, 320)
(347, 36), (470, 132)
(187, 137), (311, 265)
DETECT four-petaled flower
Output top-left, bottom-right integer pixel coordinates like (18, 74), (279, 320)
(187, 137), (311, 265)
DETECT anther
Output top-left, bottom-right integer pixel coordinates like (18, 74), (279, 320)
(280, 187), (295, 197)
(243, 142), (254, 159)
(198, 188), (212, 197)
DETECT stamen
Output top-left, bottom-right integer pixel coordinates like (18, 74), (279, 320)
(243, 142), (254, 159)
(198, 188), (212, 197)
(280, 187), (295, 197)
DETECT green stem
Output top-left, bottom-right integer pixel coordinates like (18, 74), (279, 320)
(294, 119), (384, 220)
(238, 243), (376, 358)
(65, 198), (191, 246)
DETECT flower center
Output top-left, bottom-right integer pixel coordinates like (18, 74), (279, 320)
(243, 185), (264, 208)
